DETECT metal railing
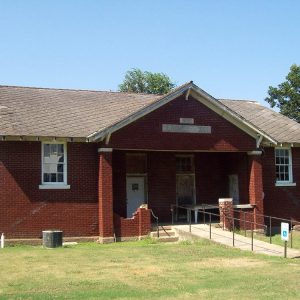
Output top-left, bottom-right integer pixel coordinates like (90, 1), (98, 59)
(150, 209), (159, 238)
(170, 204), (299, 252)
(232, 208), (300, 248)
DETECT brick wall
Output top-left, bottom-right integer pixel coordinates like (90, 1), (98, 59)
(108, 96), (256, 151)
(147, 152), (176, 221)
(262, 147), (300, 222)
(0, 141), (99, 238)
(113, 207), (151, 238)
(195, 152), (249, 205)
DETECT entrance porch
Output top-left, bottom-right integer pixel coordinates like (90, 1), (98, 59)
(97, 148), (264, 242)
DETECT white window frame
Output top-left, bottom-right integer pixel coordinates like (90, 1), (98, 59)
(275, 147), (296, 187)
(39, 141), (70, 189)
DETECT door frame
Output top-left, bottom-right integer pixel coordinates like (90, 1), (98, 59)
(175, 154), (196, 207)
(126, 174), (148, 217)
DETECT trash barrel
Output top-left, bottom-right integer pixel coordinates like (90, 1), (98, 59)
(42, 230), (63, 248)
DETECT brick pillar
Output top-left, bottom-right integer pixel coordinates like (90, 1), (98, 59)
(248, 151), (264, 230)
(219, 198), (234, 230)
(138, 206), (151, 238)
(98, 148), (114, 243)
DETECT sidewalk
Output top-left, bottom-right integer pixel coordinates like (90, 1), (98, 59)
(173, 224), (300, 258)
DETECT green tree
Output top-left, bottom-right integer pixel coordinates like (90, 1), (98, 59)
(119, 68), (175, 95)
(265, 64), (300, 122)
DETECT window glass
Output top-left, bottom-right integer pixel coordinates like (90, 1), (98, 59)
(176, 156), (194, 173)
(42, 143), (66, 184)
(275, 148), (292, 182)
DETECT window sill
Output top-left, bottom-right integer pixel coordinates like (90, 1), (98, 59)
(275, 182), (296, 187)
(39, 184), (71, 190)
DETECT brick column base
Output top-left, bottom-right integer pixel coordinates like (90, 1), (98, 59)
(98, 148), (114, 243)
(138, 207), (151, 237)
(219, 198), (234, 231)
(248, 152), (264, 230)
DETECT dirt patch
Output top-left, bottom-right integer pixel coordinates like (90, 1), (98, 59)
(189, 258), (267, 268)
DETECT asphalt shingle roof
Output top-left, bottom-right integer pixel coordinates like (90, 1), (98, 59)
(1, 84), (300, 144)
(0, 86), (161, 137)
(219, 99), (300, 144)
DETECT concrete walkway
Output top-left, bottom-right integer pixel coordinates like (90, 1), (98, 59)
(173, 224), (300, 259)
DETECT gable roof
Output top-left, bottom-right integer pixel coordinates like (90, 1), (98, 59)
(220, 99), (300, 144)
(0, 83), (299, 145)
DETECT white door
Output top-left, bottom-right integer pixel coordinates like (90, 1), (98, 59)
(126, 177), (145, 218)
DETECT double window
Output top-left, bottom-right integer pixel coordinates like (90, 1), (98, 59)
(40, 142), (69, 189)
(275, 148), (293, 185)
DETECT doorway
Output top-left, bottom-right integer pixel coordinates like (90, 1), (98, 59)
(126, 176), (145, 218)
(176, 155), (196, 207)
(176, 174), (196, 206)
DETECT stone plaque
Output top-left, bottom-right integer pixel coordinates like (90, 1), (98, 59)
(180, 118), (194, 124)
(162, 124), (211, 134)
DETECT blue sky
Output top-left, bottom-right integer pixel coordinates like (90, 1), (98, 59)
(0, 0), (299, 106)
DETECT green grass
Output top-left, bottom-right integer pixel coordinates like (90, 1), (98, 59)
(0, 239), (300, 299)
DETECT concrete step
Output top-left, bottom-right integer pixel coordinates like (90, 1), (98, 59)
(150, 230), (176, 238)
(151, 225), (173, 231)
(150, 226), (179, 242)
(156, 236), (179, 243)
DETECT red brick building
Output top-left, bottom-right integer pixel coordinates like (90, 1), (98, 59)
(1, 82), (300, 241)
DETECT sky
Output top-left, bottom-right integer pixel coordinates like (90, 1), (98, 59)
(0, 0), (299, 106)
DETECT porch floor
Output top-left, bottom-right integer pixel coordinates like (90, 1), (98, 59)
(173, 224), (300, 259)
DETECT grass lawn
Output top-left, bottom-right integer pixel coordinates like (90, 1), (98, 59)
(0, 239), (300, 299)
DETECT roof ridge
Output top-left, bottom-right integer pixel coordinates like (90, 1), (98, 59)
(0, 84), (161, 96)
(219, 98), (259, 103)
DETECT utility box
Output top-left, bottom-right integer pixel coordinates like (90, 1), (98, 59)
(42, 230), (63, 248)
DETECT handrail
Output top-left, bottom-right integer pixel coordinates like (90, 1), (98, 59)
(188, 203), (300, 226)
(232, 207), (300, 225)
(150, 209), (159, 238)
(172, 204), (267, 231)
(171, 204), (271, 251)
(231, 207), (300, 248)
(171, 203), (299, 250)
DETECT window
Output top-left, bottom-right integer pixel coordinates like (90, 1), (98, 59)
(275, 148), (293, 184)
(176, 155), (194, 173)
(40, 142), (69, 189)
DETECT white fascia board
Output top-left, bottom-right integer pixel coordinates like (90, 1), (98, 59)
(87, 83), (194, 142)
(1, 135), (87, 142)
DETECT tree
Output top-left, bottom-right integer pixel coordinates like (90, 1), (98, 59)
(119, 68), (175, 95)
(265, 64), (300, 122)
